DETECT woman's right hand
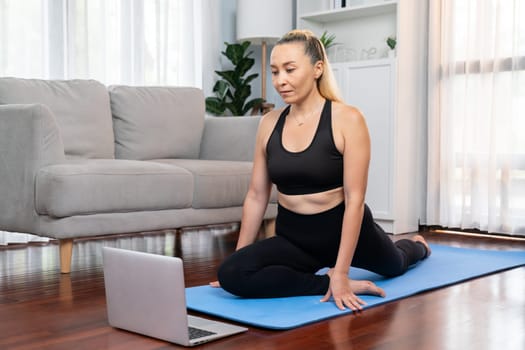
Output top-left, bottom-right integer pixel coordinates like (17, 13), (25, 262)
(209, 281), (221, 288)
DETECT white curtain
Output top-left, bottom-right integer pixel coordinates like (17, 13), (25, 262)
(427, 0), (525, 235)
(0, 0), (201, 86)
(0, 0), (210, 244)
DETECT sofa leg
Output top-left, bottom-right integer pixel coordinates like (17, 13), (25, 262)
(59, 239), (73, 274)
(263, 218), (276, 238)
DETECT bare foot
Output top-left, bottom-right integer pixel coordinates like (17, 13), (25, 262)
(327, 269), (386, 297)
(411, 234), (431, 258)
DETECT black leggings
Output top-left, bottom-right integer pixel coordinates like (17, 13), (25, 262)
(218, 202), (427, 298)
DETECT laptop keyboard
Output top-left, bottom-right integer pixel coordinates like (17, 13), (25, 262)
(188, 326), (217, 340)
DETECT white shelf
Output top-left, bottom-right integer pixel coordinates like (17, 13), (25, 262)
(300, 1), (397, 23)
(331, 57), (395, 68)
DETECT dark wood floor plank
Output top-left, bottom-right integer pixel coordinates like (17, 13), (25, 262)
(1, 228), (524, 349)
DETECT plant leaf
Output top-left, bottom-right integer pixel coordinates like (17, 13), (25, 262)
(225, 43), (247, 65)
(216, 70), (238, 87)
(241, 41), (251, 53)
(234, 84), (251, 100)
(319, 31), (337, 49)
(243, 98), (265, 115)
(236, 57), (255, 77)
(224, 101), (241, 116)
(212, 80), (229, 99)
(244, 73), (259, 85)
(205, 97), (226, 116)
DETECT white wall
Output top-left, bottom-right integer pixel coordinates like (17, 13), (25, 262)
(200, 0), (222, 99)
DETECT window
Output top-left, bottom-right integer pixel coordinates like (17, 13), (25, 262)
(0, 0), (201, 86)
(427, 0), (525, 235)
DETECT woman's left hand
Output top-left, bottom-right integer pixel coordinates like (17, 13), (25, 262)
(320, 270), (366, 311)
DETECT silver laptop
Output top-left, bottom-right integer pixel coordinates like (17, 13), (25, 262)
(102, 247), (248, 346)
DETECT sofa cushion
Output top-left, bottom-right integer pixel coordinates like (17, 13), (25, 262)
(152, 159), (252, 209)
(109, 86), (205, 160)
(0, 77), (114, 159)
(36, 160), (193, 218)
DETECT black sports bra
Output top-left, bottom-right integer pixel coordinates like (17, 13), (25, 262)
(266, 100), (343, 195)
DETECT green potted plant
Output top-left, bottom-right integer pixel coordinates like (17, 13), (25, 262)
(386, 36), (396, 58)
(319, 31), (337, 50)
(319, 31), (345, 62)
(206, 41), (264, 116)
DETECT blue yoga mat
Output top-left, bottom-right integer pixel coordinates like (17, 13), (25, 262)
(186, 244), (525, 330)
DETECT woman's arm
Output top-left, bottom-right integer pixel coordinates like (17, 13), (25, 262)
(321, 103), (371, 310)
(234, 112), (277, 250)
(209, 112), (277, 287)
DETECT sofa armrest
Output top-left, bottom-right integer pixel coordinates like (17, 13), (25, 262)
(199, 115), (261, 161)
(0, 104), (65, 232)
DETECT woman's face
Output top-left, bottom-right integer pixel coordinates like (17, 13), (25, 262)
(270, 42), (323, 104)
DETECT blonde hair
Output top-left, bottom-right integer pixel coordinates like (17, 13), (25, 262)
(275, 29), (343, 102)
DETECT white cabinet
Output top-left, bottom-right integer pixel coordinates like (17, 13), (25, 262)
(297, 0), (428, 234)
(332, 59), (396, 221)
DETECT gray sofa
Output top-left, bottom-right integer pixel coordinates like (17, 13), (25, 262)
(0, 77), (277, 273)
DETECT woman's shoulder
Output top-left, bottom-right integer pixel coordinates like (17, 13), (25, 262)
(331, 101), (366, 127)
(331, 101), (370, 150)
(254, 107), (287, 147)
(259, 107), (286, 132)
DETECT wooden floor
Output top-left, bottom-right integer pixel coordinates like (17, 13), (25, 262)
(1, 226), (524, 350)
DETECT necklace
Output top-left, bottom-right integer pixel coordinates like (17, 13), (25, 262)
(291, 104), (323, 126)
(293, 114), (306, 126)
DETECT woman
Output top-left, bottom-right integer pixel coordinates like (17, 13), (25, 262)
(212, 30), (430, 312)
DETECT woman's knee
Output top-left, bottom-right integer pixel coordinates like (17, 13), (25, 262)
(381, 262), (407, 278)
(217, 254), (249, 296)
